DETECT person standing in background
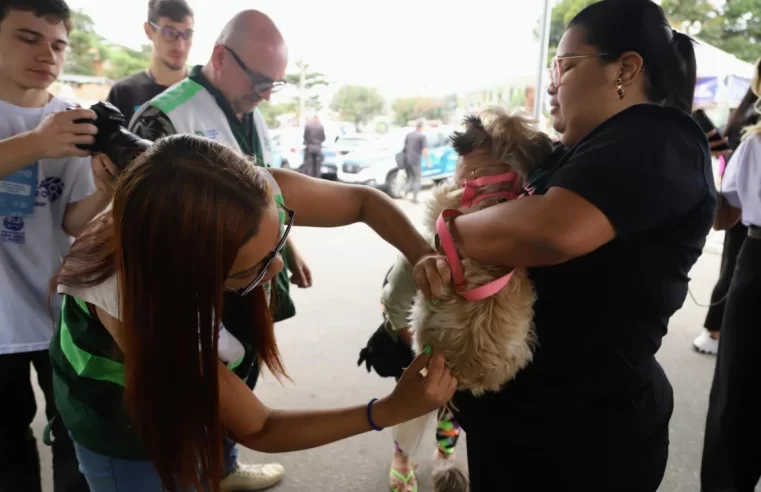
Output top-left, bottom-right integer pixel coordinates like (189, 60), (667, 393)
(106, 0), (193, 125)
(402, 120), (430, 204)
(701, 63), (761, 490)
(693, 61), (761, 355)
(301, 114), (326, 178)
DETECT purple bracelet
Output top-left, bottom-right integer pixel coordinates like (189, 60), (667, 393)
(367, 398), (384, 431)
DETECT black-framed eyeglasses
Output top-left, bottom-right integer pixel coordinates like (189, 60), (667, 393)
(149, 22), (194, 42)
(223, 46), (287, 96)
(236, 205), (295, 297)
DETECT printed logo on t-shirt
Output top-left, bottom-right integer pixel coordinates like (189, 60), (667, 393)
(1, 216), (25, 244)
(0, 162), (39, 217)
(195, 128), (219, 140)
(35, 177), (65, 207)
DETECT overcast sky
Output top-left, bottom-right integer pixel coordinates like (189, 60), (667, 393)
(66, 0), (548, 98)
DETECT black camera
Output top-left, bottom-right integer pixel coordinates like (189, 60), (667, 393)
(73, 101), (152, 169)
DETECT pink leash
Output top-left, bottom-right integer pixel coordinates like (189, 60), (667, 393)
(435, 171), (521, 302)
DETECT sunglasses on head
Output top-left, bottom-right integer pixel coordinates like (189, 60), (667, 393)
(236, 205), (295, 297)
(223, 46), (287, 96)
(149, 22), (193, 42)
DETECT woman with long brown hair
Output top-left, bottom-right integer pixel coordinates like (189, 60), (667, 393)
(47, 134), (456, 492)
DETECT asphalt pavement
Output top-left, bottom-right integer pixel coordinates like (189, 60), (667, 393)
(31, 191), (749, 491)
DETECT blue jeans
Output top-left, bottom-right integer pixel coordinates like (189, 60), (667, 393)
(71, 436), (238, 492)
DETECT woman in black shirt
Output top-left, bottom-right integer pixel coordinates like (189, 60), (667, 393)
(414, 1), (716, 490)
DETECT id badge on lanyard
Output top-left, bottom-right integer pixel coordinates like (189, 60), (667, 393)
(0, 161), (39, 217)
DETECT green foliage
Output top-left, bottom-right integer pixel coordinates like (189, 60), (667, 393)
(541, 0), (761, 65)
(258, 100), (299, 128)
(330, 85), (385, 128)
(65, 9), (152, 80)
(509, 87), (527, 108)
(663, 0), (761, 64)
(536, 0), (597, 63)
(285, 60), (330, 116)
(106, 46), (152, 80)
(391, 97), (452, 126)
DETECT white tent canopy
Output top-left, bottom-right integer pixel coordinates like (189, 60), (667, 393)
(692, 36), (756, 80)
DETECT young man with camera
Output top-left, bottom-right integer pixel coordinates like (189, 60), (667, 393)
(106, 0), (194, 126)
(0, 1), (119, 491)
(128, 9), (312, 491)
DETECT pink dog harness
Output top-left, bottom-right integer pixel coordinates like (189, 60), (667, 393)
(435, 171), (522, 302)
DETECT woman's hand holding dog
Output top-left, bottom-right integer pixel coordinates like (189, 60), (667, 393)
(413, 255), (452, 301)
(375, 352), (457, 426)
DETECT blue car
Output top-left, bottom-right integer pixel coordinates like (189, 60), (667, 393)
(337, 129), (459, 198)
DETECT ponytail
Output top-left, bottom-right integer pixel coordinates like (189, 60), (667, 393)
(668, 30), (697, 113)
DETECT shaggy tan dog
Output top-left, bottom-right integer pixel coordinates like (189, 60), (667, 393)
(390, 107), (554, 492)
(409, 107), (553, 397)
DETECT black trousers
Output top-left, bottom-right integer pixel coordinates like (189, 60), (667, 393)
(301, 148), (324, 178)
(701, 236), (761, 491)
(704, 222), (748, 332)
(457, 359), (672, 491)
(0, 350), (89, 492)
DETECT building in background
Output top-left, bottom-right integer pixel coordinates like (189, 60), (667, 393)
(49, 74), (112, 107)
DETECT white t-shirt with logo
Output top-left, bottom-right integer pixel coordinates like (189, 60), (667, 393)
(0, 97), (96, 354)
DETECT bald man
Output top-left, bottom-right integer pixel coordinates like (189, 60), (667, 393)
(127, 10), (311, 490)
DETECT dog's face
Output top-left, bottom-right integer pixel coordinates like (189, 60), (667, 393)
(449, 107), (554, 212)
(423, 107), (555, 235)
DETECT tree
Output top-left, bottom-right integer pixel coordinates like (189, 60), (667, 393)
(66, 11), (105, 75)
(258, 100), (299, 128)
(330, 85), (385, 130)
(105, 45), (152, 80)
(285, 61), (330, 119)
(542, 0), (761, 65)
(539, 0), (597, 63)
(662, 0), (761, 63)
(65, 9), (153, 79)
(391, 97), (452, 126)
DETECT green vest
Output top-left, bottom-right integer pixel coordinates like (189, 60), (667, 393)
(137, 65), (295, 323)
(47, 295), (257, 459)
(47, 172), (288, 458)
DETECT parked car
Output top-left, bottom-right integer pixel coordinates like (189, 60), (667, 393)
(269, 128), (303, 169)
(270, 127), (343, 179)
(317, 134), (378, 179)
(337, 129), (458, 197)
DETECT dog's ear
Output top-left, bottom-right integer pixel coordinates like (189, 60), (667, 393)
(480, 108), (554, 179)
(451, 114), (490, 156)
(463, 114), (485, 131)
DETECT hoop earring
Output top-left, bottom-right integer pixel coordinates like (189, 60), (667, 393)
(616, 77), (625, 100)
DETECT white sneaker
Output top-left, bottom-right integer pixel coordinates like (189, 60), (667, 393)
(693, 330), (719, 355)
(220, 461), (285, 491)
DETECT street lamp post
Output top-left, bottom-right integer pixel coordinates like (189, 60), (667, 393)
(534, 0), (553, 120)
